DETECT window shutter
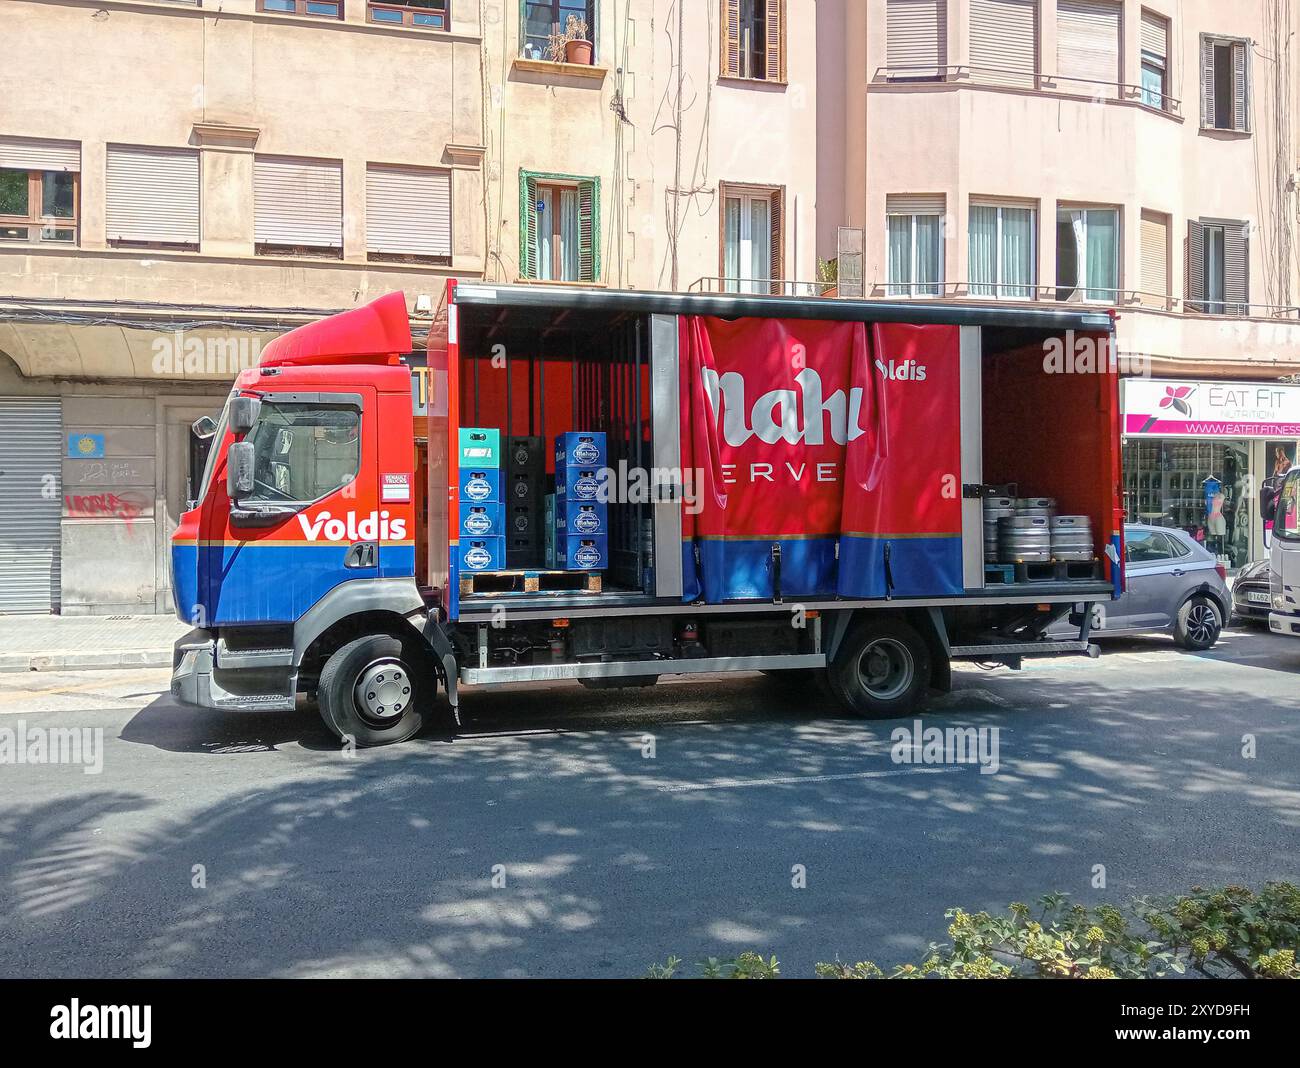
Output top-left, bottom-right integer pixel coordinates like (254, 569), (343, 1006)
(722, 0), (741, 77)
(1185, 219), (1206, 313)
(837, 225), (865, 297)
(1200, 36), (1215, 128)
(769, 187), (784, 294)
(1232, 40), (1249, 132)
(522, 175), (539, 279)
(105, 144), (199, 245)
(1141, 10), (1168, 59)
(578, 179), (597, 282)
(886, 193), (944, 215)
(0, 136), (80, 172)
(1057, 1), (1121, 91)
(886, 0), (947, 78)
(366, 165), (451, 258)
(254, 156), (342, 250)
(1139, 210), (1168, 307)
(765, 0), (786, 82)
(971, 0), (1037, 88)
(1224, 221), (1249, 315)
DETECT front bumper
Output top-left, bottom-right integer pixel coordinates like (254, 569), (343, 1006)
(1232, 584), (1273, 620)
(171, 628), (298, 712)
(1269, 612), (1300, 637)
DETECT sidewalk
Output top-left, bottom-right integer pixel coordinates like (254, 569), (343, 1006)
(0, 614), (188, 673)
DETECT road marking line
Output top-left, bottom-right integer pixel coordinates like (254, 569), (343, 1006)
(658, 766), (965, 793)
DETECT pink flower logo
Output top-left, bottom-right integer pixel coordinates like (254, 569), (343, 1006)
(1158, 385), (1195, 417)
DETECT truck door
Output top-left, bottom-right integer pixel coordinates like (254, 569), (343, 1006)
(201, 388), (379, 625)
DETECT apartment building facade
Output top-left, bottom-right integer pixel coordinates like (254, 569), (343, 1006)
(838, 0), (1300, 568)
(0, 0), (487, 614)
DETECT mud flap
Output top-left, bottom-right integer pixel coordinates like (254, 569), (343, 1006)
(422, 619), (462, 728)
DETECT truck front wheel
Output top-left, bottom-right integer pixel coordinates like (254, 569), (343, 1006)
(317, 635), (433, 747)
(828, 618), (931, 719)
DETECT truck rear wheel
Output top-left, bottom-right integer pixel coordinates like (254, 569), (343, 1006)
(828, 618), (931, 719)
(317, 635), (433, 747)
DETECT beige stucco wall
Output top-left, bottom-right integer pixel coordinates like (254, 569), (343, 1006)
(0, 0), (487, 380)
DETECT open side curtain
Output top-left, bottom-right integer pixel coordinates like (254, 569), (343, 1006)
(677, 315), (963, 604)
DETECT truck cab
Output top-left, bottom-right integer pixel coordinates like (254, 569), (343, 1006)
(1268, 467), (1300, 636)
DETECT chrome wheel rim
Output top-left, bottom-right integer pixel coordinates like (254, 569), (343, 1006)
(1187, 603), (1219, 645)
(354, 658), (412, 725)
(856, 638), (914, 701)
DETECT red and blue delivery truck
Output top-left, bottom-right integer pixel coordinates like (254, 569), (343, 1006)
(171, 283), (1125, 746)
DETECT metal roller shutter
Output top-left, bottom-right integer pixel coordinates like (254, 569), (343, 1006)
(886, 0), (947, 78)
(365, 165), (451, 258)
(1139, 210), (1169, 307)
(971, 0), (1038, 88)
(886, 193), (945, 215)
(0, 137), (80, 172)
(1057, 1), (1121, 90)
(254, 156), (343, 250)
(105, 145), (200, 245)
(0, 397), (62, 614)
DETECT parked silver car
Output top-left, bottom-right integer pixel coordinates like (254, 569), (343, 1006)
(1052, 524), (1230, 650)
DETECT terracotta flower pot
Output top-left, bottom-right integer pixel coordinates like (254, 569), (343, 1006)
(565, 39), (594, 65)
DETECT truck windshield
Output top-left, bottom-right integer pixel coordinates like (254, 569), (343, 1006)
(1278, 470), (1300, 541)
(242, 400), (361, 505)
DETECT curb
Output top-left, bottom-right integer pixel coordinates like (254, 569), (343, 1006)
(0, 650), (173, 674)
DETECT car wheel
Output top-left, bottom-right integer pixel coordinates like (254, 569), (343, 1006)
(1174, 595), (1222, 651)
(318, 635), (433, 747)
(827, 618), (931, 719)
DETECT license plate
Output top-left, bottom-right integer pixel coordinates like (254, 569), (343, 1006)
(1248, 591), (1270, 604)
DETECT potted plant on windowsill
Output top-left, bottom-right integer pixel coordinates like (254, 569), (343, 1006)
(549, 14), (593, 66)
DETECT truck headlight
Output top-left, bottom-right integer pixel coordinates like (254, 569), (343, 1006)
(1274, 594), (1286, 610)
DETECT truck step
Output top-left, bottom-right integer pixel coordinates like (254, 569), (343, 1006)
(460, 569), (603, 597)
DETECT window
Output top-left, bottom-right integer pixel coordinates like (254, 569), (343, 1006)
(366, 164), (452, 264)
(886, 0), (947, 81)
(521, 172), (599, 282)
(258, 0), (343, 17)
(1201, 35), (1249, 132)
(969, 201), (1035, 299)
(105, 144), (200, 249)
(721, 0), (786, 83)
(1125, 530), (1178, 563)
(1056, 207), (1118, 302)
(886, 194), (944, 297)
(1186, 219), (1248, 316)
(522, 1), (596, 61)
(720, 183), (784, 294)
(1140, 9), (1170, 110)
(0, 137), (80, 245)
(1056, 1), (1121, 97)
(370, 1), (447, 28)
(254, 156), (343, 258)
(243, 401), (361, 507)
(1277, 470), (1300, 541)
(970, 0), (1037, 88)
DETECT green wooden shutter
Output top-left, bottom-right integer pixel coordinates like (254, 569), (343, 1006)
(521, 174), (539, 279)
(578, 178), (599, 281)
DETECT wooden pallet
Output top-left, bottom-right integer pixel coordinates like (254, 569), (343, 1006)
(460, 568), (603, 597)
(1013, 560), (1058, 583)
(1054, 558), (1101, 581)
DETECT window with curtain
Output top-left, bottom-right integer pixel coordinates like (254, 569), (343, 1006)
(886, 197), (944, 297)
(1140, 9), (1170, 110)
(723, 192), (771, 294)
(969, 202), (1035, 298)
(521, 172), (599, 282)
(1056, 207), (1119, 302)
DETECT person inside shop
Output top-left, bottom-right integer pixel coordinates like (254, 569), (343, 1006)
(1260, 448), (1293, 547)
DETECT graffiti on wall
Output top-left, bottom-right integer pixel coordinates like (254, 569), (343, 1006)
(63, 490), (150, 527)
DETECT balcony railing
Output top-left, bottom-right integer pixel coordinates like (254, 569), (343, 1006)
(873, 64), (1182, 117)
(689, 276), (1300, 322)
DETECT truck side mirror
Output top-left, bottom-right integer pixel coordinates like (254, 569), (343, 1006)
(227, 440), (256, 501)
(230, 396), (261, 436)
(1262, 495), (1278, 523)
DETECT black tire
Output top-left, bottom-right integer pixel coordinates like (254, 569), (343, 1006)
(827, 618), (932, 719)
(1174, 595), (1222, 651)
(317, 634), (434, 747)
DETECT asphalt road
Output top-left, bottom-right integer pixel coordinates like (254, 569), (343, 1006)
(0, 624), (1297, 978)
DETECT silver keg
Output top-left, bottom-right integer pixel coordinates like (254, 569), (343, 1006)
(999, 513), (1053, 562)
(983, 496), (1016, 562)
(1051, 514), (1094, 562)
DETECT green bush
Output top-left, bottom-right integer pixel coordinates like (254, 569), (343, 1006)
(645, 883), (1300, 979)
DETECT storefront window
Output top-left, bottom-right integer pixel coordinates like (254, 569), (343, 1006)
(1122, 439), (1250, 569)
